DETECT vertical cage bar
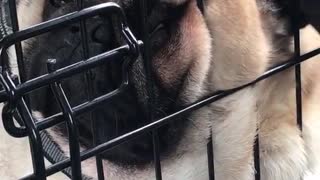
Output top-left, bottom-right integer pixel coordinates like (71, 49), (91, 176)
(7, 1), (44, 178)
(197, 3), (215, 179)
(2, 73), (46, 179)
(139, 0), (162, 179)
(47, 59), (82, 179)
(76, 0), (105, 179)
(207, 134), (215, 180)
(7, 0), (26, 82)
(76, 0), (90, 59)
(293, 0), (303, 131)
(51, 83), (83, 179)
(15, 99), (47, 179)
(254, 136), (261, 180)
(152, 131), (162, 180)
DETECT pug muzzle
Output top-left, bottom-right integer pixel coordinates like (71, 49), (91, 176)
(21, 0), (204, 166)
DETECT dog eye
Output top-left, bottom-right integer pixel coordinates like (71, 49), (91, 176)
(150, 23), (166, 36)
(146, 3), (186, 53)
(149, 22), (170, 53)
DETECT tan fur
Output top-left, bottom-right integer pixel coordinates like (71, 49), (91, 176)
(17, 0), (46, 30)
(205, 0), (270, 90)
(257, 25), (320, 180)
(198, 1), (270, 179)
(202, 1), (320, 180)
(8, 0), (46, 76)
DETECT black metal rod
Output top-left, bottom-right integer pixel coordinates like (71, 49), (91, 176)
(2, 47), (319, 139)
(50, 82), (83, 179)
(1, 2), (319, 179)
(207, 135), (215, 180)
(293, 0), (303, 131)
(2, 48), (136, 138)
(1, 71), (28, 137)
(17, 99), (47, 179)
(7, 0), (26, 82)
(0, 3), (127, 49)
(76, 0), (90, 61)
(76, 0), (105, 179)
(37, 84), (128, 130)
(2, 104), (27, 137)
(139, 0), (162, 179)
(254, 135), (261, 180)
(0, 45), (131, 102)
(20, 47), (320, 179)
(152, 131), (162, 180)
(33, 47), (320, 133)
(47, 59), (82, 179)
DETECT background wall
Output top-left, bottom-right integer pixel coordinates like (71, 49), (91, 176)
(302, 0), (320, 31)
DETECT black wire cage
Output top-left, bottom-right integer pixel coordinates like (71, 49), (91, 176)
(0, 0), (320, 180)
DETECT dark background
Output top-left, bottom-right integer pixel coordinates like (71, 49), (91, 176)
(302, 0), (320, 32)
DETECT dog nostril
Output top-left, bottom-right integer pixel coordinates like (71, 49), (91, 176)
(91, 24), (110, 44)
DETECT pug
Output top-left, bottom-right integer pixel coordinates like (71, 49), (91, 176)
(5, 0), (320, 179)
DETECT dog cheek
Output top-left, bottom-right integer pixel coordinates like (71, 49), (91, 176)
(153, 0), (211, 99)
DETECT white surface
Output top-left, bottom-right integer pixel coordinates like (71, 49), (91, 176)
(0, 103), (319, 180)
(0, 104), (66, 180)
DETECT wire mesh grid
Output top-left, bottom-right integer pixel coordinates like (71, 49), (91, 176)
(0, 0), (319, 180)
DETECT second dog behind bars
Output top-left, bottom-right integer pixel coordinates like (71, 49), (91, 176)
(8, 0), (320, 179)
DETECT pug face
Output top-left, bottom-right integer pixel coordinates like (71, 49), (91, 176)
(11, 0), (318, 179)
(23, 0), (211, 165)
(19, 0), (305, 168)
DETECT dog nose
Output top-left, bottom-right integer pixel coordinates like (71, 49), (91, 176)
(68, 18), (112, 46)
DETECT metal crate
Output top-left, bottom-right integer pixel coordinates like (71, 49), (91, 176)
(0, 0), (319, 180)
